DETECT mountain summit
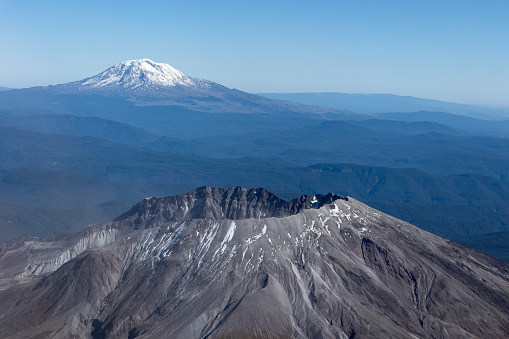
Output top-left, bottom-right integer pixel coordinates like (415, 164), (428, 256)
(47, 59), (291, 112)
(56, 59), (224, 98)
(68, 59), (215, 91)
(38, 59), (351, 114)
(1, 186), (509, 338)
(0, 59), (354, 115)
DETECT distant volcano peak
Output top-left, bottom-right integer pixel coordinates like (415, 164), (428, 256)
(69, 58), (213, 91)
(42, 60), (353, 114)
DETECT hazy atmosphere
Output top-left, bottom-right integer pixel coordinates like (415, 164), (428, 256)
(1, 0), (508, 105)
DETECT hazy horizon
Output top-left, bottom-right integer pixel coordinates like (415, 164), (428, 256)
(1, 1), (508, 106)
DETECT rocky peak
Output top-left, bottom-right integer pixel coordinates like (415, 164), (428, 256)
(114, 186), (347, 229)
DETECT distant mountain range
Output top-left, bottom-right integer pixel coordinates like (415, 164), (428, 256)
(2, 119), (509, 244)
(259, 92), (509, 118)
(0, 59), (508, 264)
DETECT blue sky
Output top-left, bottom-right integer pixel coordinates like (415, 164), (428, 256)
(1, 0), (508, 105)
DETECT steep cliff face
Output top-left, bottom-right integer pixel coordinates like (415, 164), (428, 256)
(1, 187), (508, 338)
(115, 186), (345, 226)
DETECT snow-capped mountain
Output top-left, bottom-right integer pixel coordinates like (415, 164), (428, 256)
(68, 59), (217, 91)
(0, 59), (357, 116)
(55, 58), (228, 100)
(39, 59), (352, 114)
(1, 186), (509, 338)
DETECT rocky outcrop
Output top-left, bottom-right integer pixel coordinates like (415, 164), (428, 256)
(115, 186), (346, 227)
(0, 223), (123, 291)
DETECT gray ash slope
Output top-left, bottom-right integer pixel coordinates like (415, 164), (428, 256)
(1, 186), (509, 338)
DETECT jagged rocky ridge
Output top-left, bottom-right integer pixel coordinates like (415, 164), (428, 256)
(116, 186), (345, 225)
(1, 186), (509, 338)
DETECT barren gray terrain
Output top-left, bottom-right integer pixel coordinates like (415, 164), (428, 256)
(1, 187), (509, 338)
